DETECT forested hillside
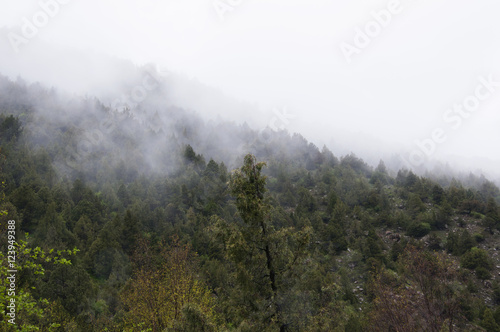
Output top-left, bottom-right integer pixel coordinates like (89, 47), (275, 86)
(2, 74), (500, 331)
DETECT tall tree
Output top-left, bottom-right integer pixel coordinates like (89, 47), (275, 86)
(211, 154), (311, 331)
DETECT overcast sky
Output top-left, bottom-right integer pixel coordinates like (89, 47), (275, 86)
(1, 0), (499, 175)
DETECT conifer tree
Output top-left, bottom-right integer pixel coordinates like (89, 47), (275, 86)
(211, 154), (311, 331)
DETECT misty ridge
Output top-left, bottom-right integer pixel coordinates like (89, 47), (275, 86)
(0, 39), (497, 190)
(3, 52), (500, 330)
(1, 0), (500, 185)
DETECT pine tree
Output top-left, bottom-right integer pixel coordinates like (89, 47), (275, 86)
(211, 154), (311, 331)
(482, 308), (500, 332)
(121, 209), (140, 254)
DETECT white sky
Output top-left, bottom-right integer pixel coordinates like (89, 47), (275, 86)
(1, 0), (499, 174)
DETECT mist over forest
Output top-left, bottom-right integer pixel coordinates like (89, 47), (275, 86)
(0, 40), (498, 186)
(1, 1), (500, 331)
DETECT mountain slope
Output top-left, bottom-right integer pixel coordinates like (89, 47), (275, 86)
(1, 73), (500, 330)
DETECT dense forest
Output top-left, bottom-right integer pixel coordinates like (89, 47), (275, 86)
(2, 73), (500, 331)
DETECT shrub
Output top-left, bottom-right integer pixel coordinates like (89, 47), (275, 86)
(473, 233), (485, 243)
(461, 247), (493, 271)
(406, 222), (431, 238)
(476, 267), (491, 280)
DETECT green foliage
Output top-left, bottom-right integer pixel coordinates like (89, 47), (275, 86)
(1, 80), (498, 331)
(120, 238), (218, 331)
(0, 234), (78, 331)
(428, 233), (442, 251)
(0, 115), (22, 143)
(476, 266), (491, 280)
(407, 193), (425, 217)
(446, 231), (459, 255)
(482, 308), (500, 332)
(458, 229), (475, 254)
(406, 222), (431, 238)
(461, 247), (492, 272)
(474, 232), (485, 243)
(432, 184), (445, 204)
(211, 154), (312, 330)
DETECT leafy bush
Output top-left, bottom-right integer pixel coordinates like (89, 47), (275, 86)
(473, 233), (485, 243)
(461, 247), (492, 271)
(406, 222), (431, 238)
(476, 267), (491, 280)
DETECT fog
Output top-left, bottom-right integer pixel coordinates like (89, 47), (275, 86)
(1, 0), (500, 181)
